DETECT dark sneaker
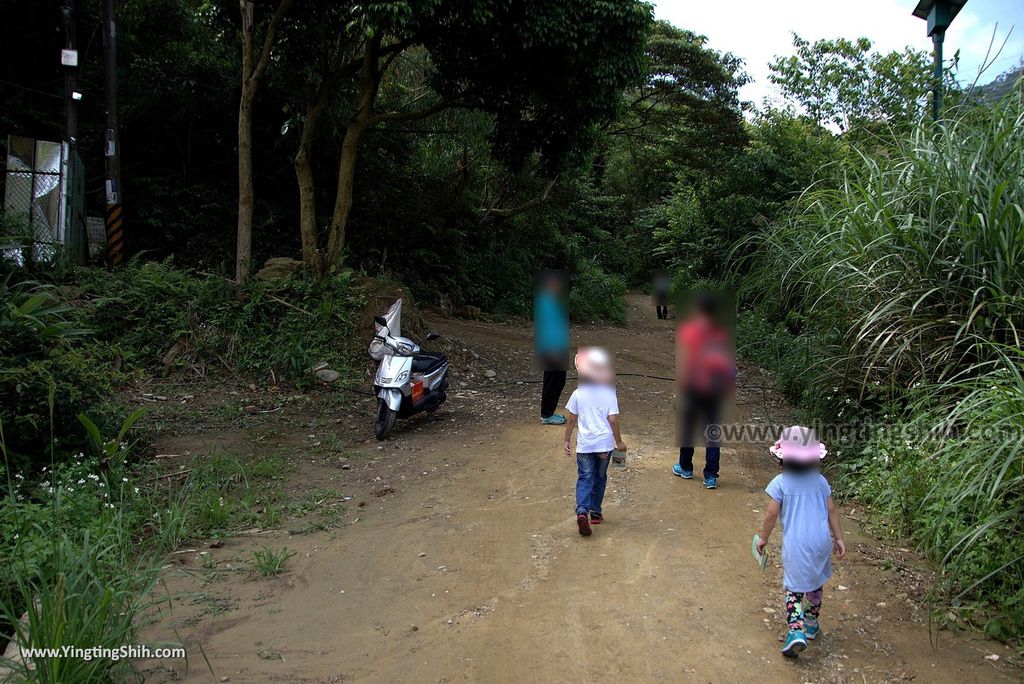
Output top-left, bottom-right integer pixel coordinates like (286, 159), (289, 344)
(589, 511), (603, 525)
(576, 513), (592, 536)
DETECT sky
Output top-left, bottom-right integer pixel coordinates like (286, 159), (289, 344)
(652, 0), (1024, 108)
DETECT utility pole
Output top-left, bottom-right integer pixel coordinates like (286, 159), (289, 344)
(60, 0), (79, 259)
(102, 0), (124, 265)
(60, 1), (77, 158)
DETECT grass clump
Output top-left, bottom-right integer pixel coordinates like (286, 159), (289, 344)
(251, 546), (297, 577)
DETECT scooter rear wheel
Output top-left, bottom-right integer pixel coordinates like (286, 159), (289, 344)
(375, 398), (398, 440)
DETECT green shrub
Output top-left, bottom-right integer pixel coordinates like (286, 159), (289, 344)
(0, 279), (118, 471)
(569, 259), (626, 323)
(72, 260), (365, 383)
(842, 362), (1024, 637)
(742, 91), (1024, 402)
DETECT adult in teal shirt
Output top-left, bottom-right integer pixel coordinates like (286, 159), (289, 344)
(534, 270), (569, 424)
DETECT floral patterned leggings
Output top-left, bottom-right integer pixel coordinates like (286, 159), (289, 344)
(785, 588), (823, 630)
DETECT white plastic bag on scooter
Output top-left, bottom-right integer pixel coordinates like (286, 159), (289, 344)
(369, 298), (402, 361)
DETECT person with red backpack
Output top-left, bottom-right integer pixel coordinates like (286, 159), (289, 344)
(672, 292), (735, 489)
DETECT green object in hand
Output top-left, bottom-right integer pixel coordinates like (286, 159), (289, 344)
(752, 534), (768, 570)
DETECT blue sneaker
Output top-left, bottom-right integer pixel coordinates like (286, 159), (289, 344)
(541, 414), (566, 425)
(804, 619), (820, 640)
(672, 464), (693, 479)
(781, 630), (807, 657)
(703, 476), (718, 489)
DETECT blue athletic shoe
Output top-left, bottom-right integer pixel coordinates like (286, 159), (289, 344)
(541, 414), (566, 425)
(672, 464), (693, 479)
(781, 630), (807, 657)
(804, 619), (820, 640)
(703, 476), (718, 489)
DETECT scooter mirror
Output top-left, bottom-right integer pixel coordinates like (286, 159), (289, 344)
(374, 315), (388, 327)
(426, 332), (440, 341)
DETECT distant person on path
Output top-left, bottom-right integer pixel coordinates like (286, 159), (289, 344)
(534, 269), (569, 425)
(756, 426), (846, 658)
(652, 271), (671, 319)
(672, 292), (734, 489)
(563, 347), (626, 536)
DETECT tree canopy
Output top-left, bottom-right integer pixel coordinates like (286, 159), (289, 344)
(769, 34), (932, 131)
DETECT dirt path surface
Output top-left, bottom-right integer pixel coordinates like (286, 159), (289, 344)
(142, 294), (1018, 683)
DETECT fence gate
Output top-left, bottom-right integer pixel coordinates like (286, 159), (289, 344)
(2, 134), (86, 265)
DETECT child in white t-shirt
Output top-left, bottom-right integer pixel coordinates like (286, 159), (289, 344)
(563, 347), (626, 537)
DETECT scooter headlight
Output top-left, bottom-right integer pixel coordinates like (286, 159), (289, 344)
(396, 370), (409, 383)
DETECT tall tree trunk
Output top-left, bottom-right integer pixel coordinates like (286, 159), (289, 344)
(325, 38), (381, 271)
(325, 118), (368, 269)
(294, 69), (343, 276)
(294, 137), (322, 275)
(234, 0), (294, 285)
(236, 2), (256, 284)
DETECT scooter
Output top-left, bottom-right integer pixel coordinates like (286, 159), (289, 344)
(371, 314), (449, 440)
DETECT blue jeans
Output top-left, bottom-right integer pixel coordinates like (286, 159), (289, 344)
(576, 451), (611, 515)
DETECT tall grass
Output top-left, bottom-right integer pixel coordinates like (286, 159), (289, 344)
(0, 413), (175, 681)
(741, 90), (1024, 638)
(2, 532), (165, 682)
(744, 91), (1024, 399)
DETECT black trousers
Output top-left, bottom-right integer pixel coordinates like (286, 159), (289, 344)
(656, 305), (669, 319)
(541, 369), (567, 417)
(678, 390), (722, 478)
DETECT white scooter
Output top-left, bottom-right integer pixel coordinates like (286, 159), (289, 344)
(371, 314), (449, 440)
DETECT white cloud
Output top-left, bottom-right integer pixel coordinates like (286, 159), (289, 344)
(652, 0), (1024, 107)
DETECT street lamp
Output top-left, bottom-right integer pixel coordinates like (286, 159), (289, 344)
(913, 0), (968, 120)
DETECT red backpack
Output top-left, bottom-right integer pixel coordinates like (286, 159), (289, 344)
(679, 319), (734, 394)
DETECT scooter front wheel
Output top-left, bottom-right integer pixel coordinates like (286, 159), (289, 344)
(375, 398), (398, 440)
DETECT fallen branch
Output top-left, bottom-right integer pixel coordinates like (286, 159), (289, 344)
(147, 469), (193, 482)
(480, 179), (556, 220)
(267, 293), (313, 317)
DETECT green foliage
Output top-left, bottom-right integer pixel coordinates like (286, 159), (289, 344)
(0, 415), (170, 682)
(569, 259), (627, 324)
(74, 261), (365, 382)
(769, 34), (933, 131)
(0, 278), (119, 471)
(744, 92), (1024, 400)
(180, 451), (287, 538)
(842, 363), (1024, 635)
(740, 91), (1024, 638)
(0, 533), (165, 683)
(251, 546), (297, 577)
(598, 21), (749, 284)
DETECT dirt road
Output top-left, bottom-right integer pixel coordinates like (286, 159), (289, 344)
(143, 294), (1017, 683)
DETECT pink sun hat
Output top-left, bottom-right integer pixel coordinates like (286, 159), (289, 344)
(769, 425), (827, 462)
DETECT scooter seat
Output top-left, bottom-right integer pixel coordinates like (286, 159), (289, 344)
(412, 351), (447, 374)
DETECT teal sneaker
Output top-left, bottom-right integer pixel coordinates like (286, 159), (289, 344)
(703, 476), (718, 489)
(672, 464), (694, 479)
(804, 619), (820, 640)
(541, 414), (566, 425)
(781, 630), (807, 658)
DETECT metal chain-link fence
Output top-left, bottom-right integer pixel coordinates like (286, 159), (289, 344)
(2, 134), (87, 265)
